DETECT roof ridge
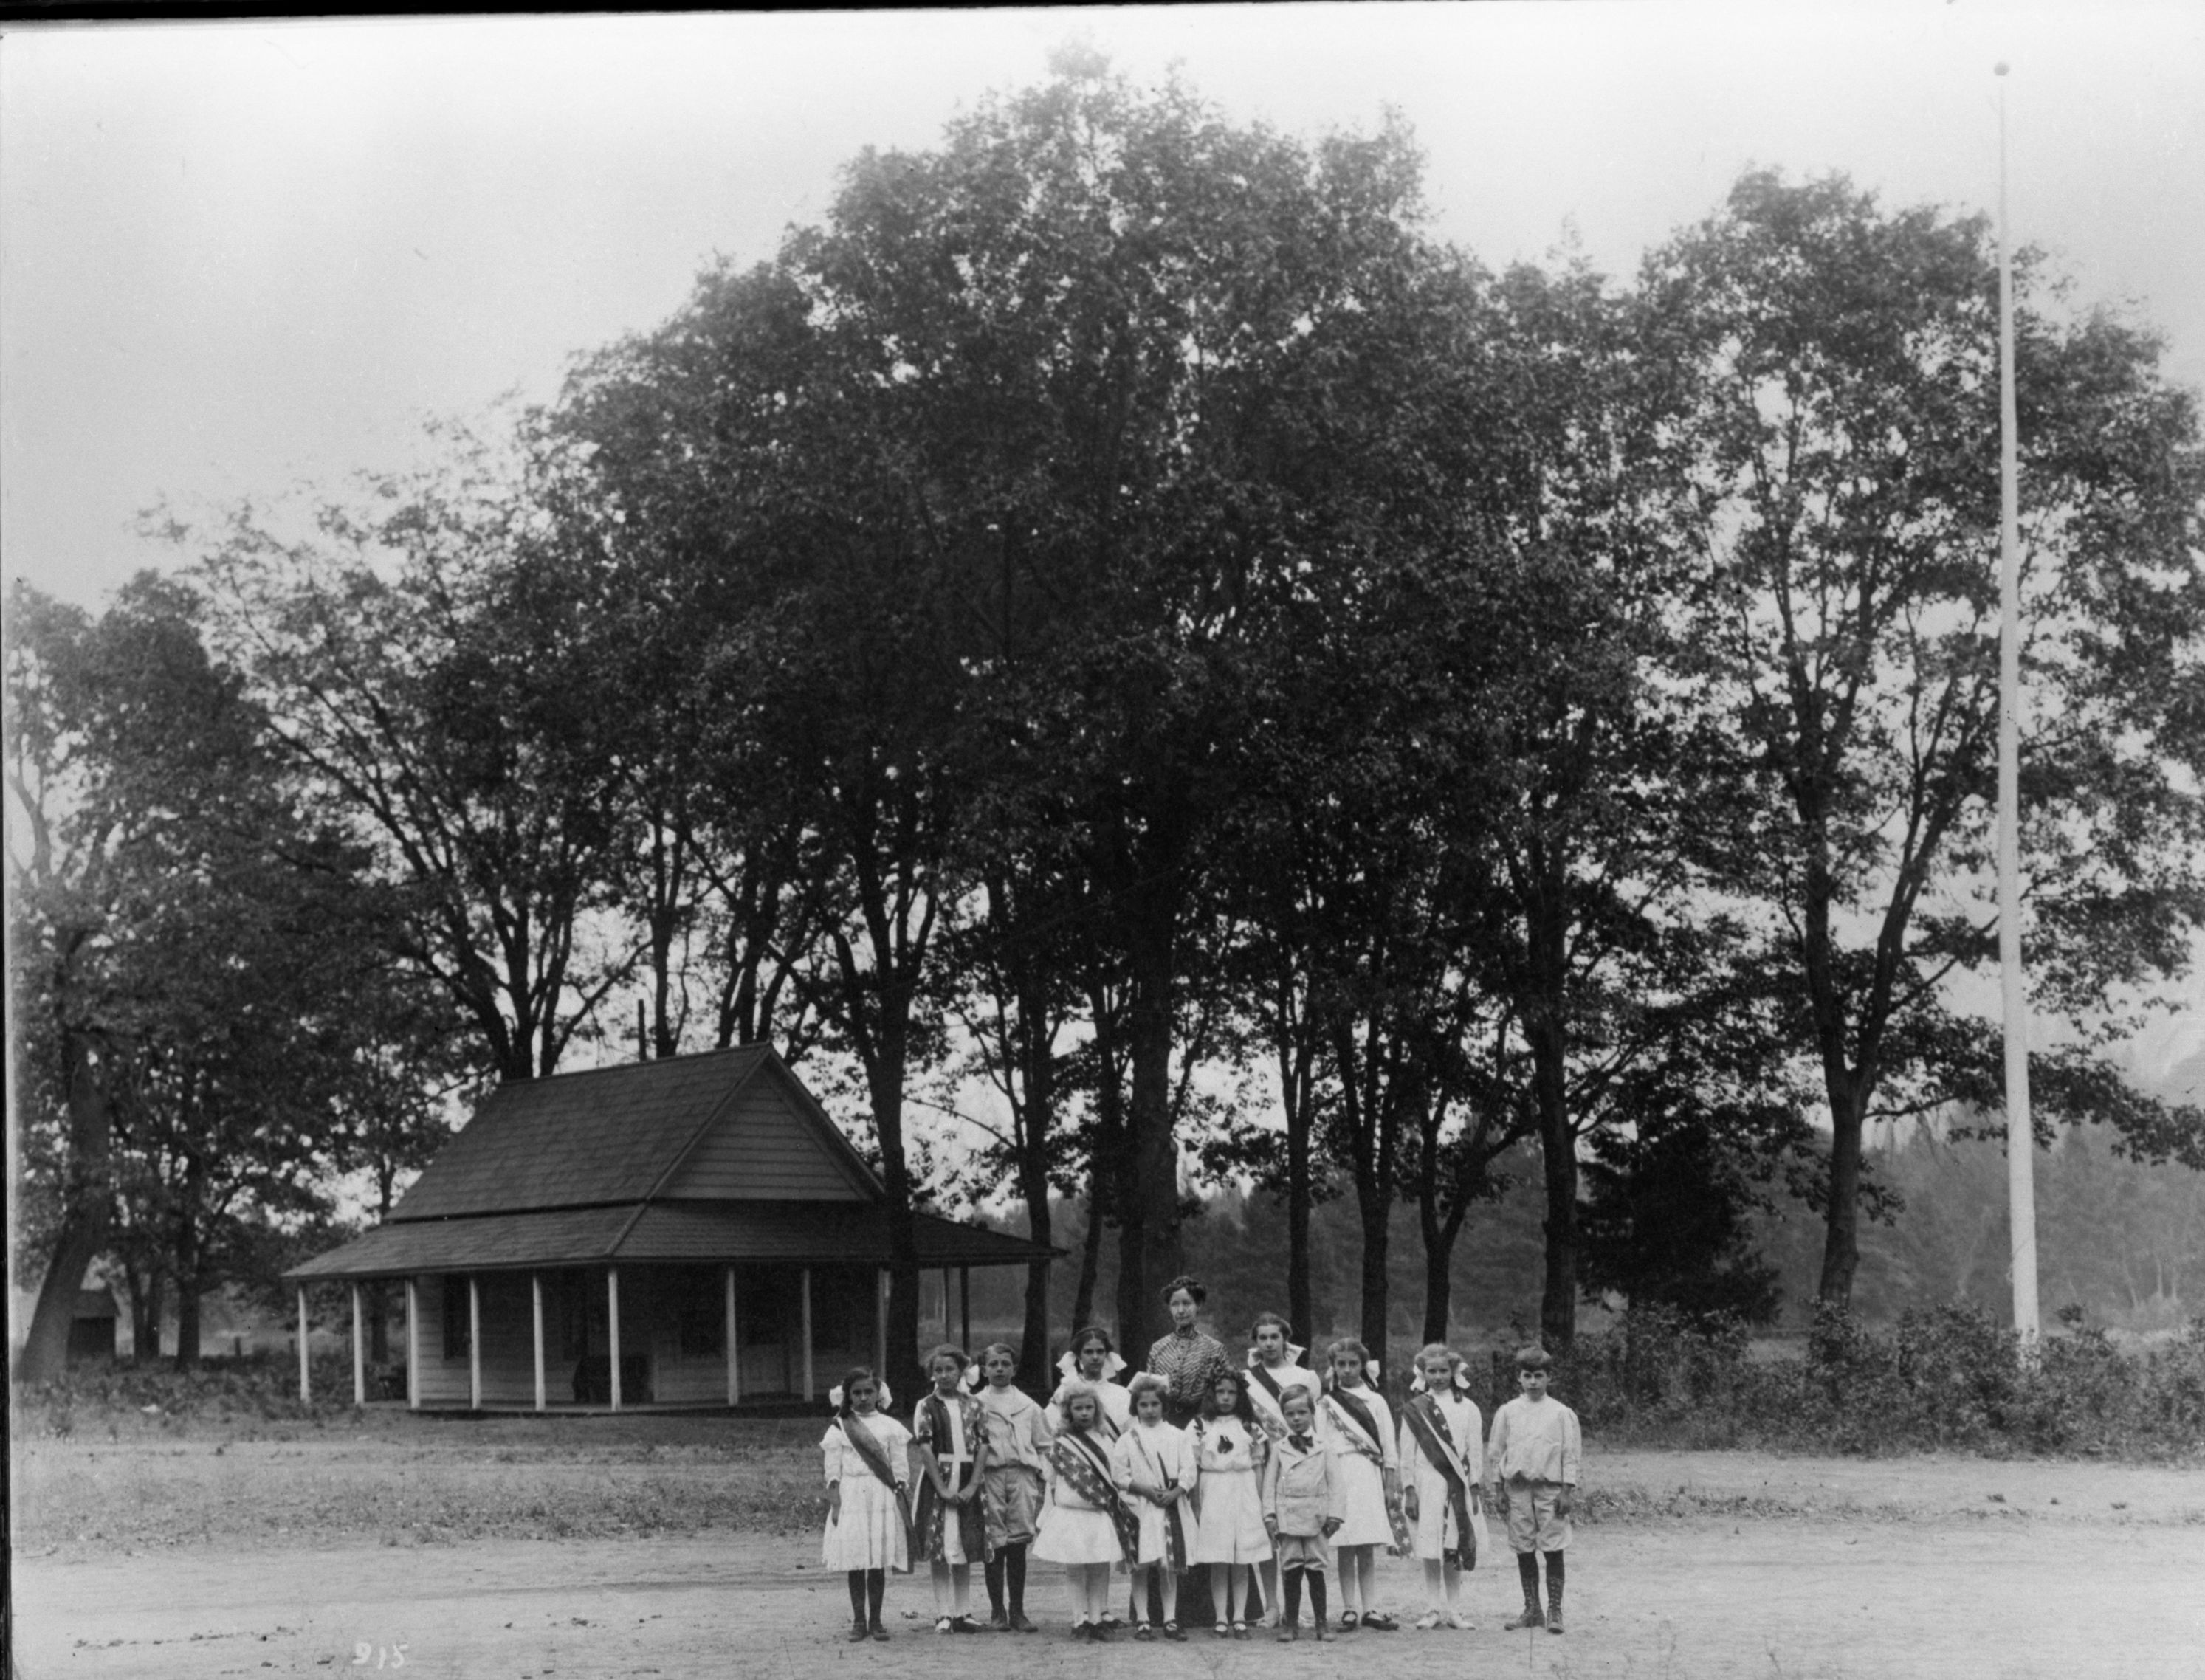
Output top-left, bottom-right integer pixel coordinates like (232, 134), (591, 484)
(489, 1043), (770, 1087)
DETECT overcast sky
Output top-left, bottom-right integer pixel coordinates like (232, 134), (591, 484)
(4, 1), (2201, 617)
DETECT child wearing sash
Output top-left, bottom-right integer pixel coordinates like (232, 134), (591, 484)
(1033, 1381), (1136, 1640)
(1244, 1310), (1322, 1625)
(1111, 1372), (1194, 1641)
(1259, 1385), (1341, 1642)
(819, 1366), (912, 1642)
(1045, 1325), (1132, 1438)
(1321, 1336), (1404, 1631)
(1189, 1369), (1272, 1638)
(972, 1340), (1049, 1632)
(1399, 1343), (1488, 1630)
(912, 1344), (988, 1633)
(1486, 1344), (1580, 1635)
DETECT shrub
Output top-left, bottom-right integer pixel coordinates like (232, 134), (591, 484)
(1533, 1302), (2205, 1459)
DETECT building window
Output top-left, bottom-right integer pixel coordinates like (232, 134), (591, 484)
(441, 1275), (470, 1360)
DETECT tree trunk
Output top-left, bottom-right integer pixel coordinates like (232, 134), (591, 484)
(1072, 1194), (1103, 1335)
(1120, 903), (1181, 1358)
(1817, 1071), (1867, 1305)
(1356, 1178), (1391, 1377)
(174, 1148), (207, 1370)
(1016, 1126), (1055, 1396)
(1531, 1008), (1577, 1352)
(17, 1039), (115, 1385)
(1286, 1066), (1314, 1354)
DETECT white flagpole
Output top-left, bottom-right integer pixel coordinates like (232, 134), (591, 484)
(1995, 62), (2040, 1350)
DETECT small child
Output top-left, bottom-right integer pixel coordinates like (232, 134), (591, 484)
(1189, 1369), (1271, 1637)
(1397, 1342), (1487, 1630)
(1046, 1325), (1133, 1439)
(911, 1344), (988, 1633)
(1259, 1385), (1342, 1642)
(1111, 1372), (1194, 1641)
(819, 1366), (911, 1642)
(972, 1340), (1049, 1632)
(1033, 1380), (1138, 1639)
(1321, 1336), (1404, 1631)
(1243, 1311), (1323, 1627)
(1485, 1345), (1581, 1635)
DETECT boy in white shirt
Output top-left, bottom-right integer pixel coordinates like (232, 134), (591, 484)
(1484, 1346), (1580, 1634)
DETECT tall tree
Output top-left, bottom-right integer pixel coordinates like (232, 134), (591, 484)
(1648, 171), (2205, 1305)
(188, 429), (632, 1082)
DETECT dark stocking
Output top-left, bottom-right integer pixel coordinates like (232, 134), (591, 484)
(1516, 1551), (1541, 1606)
(1305, 1570), (1327, 1627)
(1282, 1567), (1304, 1627)
(1005, 1543), (1028, 1617)
(846, 1570), (867, 1623)
(984, 1554), (1005, 1617)
(866, 1568), (886, 1628)
(1545, 1549), (1565, 1613)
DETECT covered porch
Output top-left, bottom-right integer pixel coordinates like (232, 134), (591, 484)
(287, 1202), (1040, 1411)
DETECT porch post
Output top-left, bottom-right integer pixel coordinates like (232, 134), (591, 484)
(724, 1267), (739, 1406)
(297, 1285), (311, 1402)
(351, 1283), (365, 1405)
(468, 1275), (482, 1411)
(532, 1274), (546, 1412)
(800, 1267), (813, 1400)
(405, 1277), (419, 1409)
(608, 1267), (623, 1411)
(960, 1266), (971, 1354)
(941, 1267), (954, 1341)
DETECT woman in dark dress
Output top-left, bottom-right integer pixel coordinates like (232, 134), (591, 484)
(1143, 1275), (1243, 1627)
(1146, 1276), (1238, 1429)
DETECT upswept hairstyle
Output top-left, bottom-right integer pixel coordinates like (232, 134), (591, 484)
(1161, 1274), (1208, 1306)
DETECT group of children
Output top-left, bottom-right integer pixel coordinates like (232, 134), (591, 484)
(819, 1321), (1580, 1645)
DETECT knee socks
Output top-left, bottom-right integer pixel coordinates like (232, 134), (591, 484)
(1282, 1567), (1303, 1627)
(1545, 1549), (1565, 1612)
(1307, 1570), (1327, 1627)
(985, 1545), (1028, 1618)
(847, 1569), (867, 1623)
(866, 1568), (886, 1628)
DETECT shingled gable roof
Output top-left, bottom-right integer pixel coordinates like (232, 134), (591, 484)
(388, 1044), (881, 1222)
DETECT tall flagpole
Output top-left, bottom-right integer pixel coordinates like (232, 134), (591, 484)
(1995, 61), (2040, 1349)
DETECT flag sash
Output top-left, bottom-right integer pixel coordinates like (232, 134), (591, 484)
(1052, 1429), (1141, 1562)
(1325, 1388), (1413, 1553)
(1131, 1428), (1190, 1574)
(1403, 1394), (1478, 1571)
(915, 1393), (988, 1562)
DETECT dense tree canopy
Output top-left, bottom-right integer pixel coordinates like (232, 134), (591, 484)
(14, 63), (2203, 1385)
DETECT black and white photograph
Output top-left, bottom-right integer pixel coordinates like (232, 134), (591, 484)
(7, 6), (2204, 1676)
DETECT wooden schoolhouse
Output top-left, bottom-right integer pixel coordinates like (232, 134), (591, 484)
(286, 1044), (1053, 1411)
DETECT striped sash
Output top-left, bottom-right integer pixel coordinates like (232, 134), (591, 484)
(1052, 1430), (1141, 1562)
(1403, 1394), (1478, 1570)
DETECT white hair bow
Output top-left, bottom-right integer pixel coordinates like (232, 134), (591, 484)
(1246, 1342), (1307, 1366)
(828, 1378), (893, 1411)
(1057, 1346), (1128, 1382)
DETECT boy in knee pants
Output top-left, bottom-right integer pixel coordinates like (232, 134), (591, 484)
(1485, 1346), (1580, 1633)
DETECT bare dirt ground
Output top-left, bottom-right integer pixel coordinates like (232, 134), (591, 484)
(13, 1417), (2205, 1680)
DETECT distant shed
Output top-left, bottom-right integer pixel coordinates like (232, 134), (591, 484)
(286, 1045), (1053, 1411)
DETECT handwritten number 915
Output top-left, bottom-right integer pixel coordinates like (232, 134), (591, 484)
(353, 1644), (408, 1668)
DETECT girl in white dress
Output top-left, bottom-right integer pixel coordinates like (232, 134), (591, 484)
(819, 1366), (912, 1642)
(1111, 1372), (1194, 1640)
(1398, 1343), (1489, 1630)
(1189, 1369), (1272, 1636)
(1033, 1383), (1132, 1639)
(1321, 1336), (1403, 1630)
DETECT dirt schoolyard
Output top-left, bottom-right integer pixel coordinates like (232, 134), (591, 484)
(12, 1409), (2205, 1679)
